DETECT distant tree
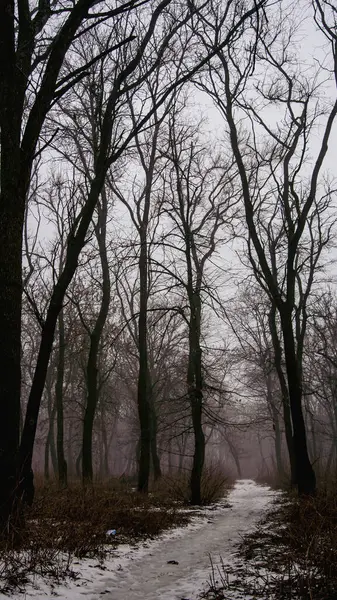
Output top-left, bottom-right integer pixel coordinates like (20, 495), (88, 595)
(110, 87), (174, 491)
(305, 291), (337, 477)
(157, 112), (236, 504)
(230, 285), (286, 478)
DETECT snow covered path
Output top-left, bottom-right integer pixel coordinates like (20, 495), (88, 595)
(95, 479), (276, 600)
(3, 480), (277, 600)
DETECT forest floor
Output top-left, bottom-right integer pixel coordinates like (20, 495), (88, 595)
(0, 479), (336, 600)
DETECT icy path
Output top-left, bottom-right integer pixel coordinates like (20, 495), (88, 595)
(96, 480), (276, 600)
(3, 480), (276, 600)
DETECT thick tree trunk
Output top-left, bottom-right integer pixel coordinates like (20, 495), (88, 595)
(188, 293), (205, 505)
(55, 311), (67, 487)
(273, 413), (284, 478)
(0, 152), (24, 524)
(0, 3), (27, 526)
(307, 409), (318, 467)
(137, 355), (151, 490)
(280, 311), (316, 495)
(150, 424), (162, 481)
(190, 395), (205, 504)
(268, 307), (296, 482)
(82, 338), (99, 483)
(267, 378), (284, 477)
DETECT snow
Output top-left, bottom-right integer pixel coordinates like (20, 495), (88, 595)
(0, 479), (278, 600)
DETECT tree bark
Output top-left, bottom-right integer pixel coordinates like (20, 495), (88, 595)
(82, 190), (111, 484)
(0, 57), (24, 526)
(269, 299), (296, 482)
(280, 309), (316, 495)
(266, 372), (284, 478)
(137, 227), (151, 492)
(44, 396), (57, 481)
(55, 311), (68, 487)
(101, 409), (110, 479)
(188, 293), (205, 505)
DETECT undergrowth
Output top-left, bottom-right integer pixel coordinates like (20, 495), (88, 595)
(202, 484), (337, 600)
(0, 468), (230, 595)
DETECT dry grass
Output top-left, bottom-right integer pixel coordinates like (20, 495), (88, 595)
(0, 470), (231, 595)
(157, 466), (231, 505)
(24, 479), (190, 552)
(202, 485), (337, 600)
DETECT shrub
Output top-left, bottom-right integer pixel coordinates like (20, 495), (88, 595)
(158, 465), (232, 505)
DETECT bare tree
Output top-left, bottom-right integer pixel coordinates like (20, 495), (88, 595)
(230, 285), (286, 478)
(18, 0), (198, 512)
(305, 290), (337, 477)
(198, 1), (337, 494)
(156, 112), (236, 503)
(0, 0), (151, 527)
(110, 73), (180, 491)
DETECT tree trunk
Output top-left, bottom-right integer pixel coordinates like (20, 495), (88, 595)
(280, 310), (316, 495)
(308, 409), (318, 467)
(0, 160), (24, 523)
(67, 420), (75, 477)
(0, 11), (26, 523)
(257, 433), (269, 477)
(273, 412), (284, 478)
(82, 337), (99, 483)
(150, 425), (161, 481)
(137, 227), (151, 492)
(267, 374), (284, 478)
(227, 438), (242, 478)
(149, 380), (161, 481)
(101, 410), (110, 479)
(75, 450), (82, 479)
(268, 307), (296, 482)
(55, 311), (67, 487)
(188, 293), (205, 505)
(82, 190), (110, 484)
(44, 398), (57, 481)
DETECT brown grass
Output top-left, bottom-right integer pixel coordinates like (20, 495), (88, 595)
(156, 466), (232, 505)
(0, 470), (231, 595)
(203, 486), (337, 599)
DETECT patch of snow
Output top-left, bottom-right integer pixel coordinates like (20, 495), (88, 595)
(0, 480), (278, 600)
